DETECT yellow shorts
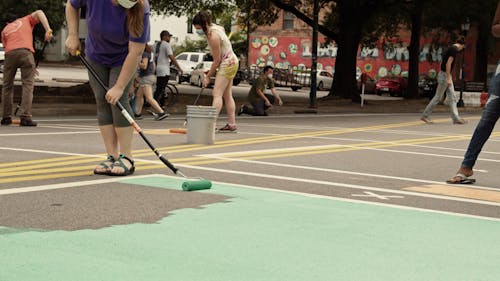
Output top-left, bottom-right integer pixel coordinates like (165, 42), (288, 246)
(218, 55), (239, 79)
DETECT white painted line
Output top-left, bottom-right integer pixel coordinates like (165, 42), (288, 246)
(2, 173), (498, 222)
(0, 131), (98, 137)
(352, 191), (404, 200)
(172, 160), (500, 206)
(0, 147), (102, 157)
(0, 174), (156, 195)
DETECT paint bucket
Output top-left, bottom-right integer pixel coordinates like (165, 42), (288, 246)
(186, 105), (217, 144)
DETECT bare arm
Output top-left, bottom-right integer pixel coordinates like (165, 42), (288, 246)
(206, 30), (222, 80)
(445, 56), (454, 85)
(493, 1), (500, 37)
(106, 41), (144, 105)
(31, 10), (53, 41)
(271, 87), (283, 106)
(139, 57), (148, 70)
(168, 54), (183, 74)
(65, 0), (80, 55)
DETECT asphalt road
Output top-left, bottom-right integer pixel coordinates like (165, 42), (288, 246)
(1, 65), (499, 280)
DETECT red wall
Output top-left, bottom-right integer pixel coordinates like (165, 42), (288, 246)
(249, 35), (474, 80)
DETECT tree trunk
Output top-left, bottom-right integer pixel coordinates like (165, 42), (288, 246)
(406, 0), (424, 99)
(474, 20), (490, 90)
(327, 2), (363, 101)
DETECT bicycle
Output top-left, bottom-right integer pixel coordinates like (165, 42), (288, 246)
(160, 82), (179, 108)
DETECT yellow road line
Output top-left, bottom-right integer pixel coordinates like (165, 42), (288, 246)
(404, 185), (500, 203)
(0, 118), (488, 183)
(0, 164), (166, 184)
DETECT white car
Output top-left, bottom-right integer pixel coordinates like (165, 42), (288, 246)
(174, 52), (212, 83)
(294, 69), (333, 90)
(189, 62), (215, 87)
(0, 43), (5, 73)
(316, 70), (333, 90)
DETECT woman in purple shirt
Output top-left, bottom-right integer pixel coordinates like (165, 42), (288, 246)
(65, 0), (150, 176)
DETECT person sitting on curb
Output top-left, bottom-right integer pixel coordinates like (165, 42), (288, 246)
(1, 10), (53, 127)
(238, 65), (283, 116)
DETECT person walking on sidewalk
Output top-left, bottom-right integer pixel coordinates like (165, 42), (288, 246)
(238, 65), (283, 116)
(193, 11), (239, 132)
(447, 1), (500, 184)
(153, 30), (182, 106)
(420, 37), (467, 125)
(1, 10), (53, 127)
(65, 0), (150, 176)
(135, 44), (168, 121)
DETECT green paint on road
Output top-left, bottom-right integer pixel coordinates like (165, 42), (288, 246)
(1, 176), (499, 280)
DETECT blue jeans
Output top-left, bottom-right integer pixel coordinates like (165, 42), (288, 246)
(422, 71), (461, 121)
(461, 65), (500, 169)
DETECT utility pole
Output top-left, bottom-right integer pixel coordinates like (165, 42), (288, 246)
(309, 0), (319, 108)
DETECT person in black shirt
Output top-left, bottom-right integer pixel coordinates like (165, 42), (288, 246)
(420, 38), (466, 124)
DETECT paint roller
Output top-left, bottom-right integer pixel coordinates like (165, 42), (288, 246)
(77, 51), (211, 191)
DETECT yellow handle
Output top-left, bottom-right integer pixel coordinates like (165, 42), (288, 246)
(75, 50), (81, 56)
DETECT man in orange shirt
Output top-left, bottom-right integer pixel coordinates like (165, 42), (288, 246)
(1, 10), (53, 126)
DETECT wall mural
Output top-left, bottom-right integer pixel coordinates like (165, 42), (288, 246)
(249, 35), (448, 80)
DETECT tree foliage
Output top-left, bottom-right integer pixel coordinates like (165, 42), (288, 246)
(0, 0), (66, 45)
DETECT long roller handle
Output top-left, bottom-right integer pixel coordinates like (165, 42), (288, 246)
(77, 52), (181, 175)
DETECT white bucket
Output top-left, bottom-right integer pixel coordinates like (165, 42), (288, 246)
(186, 105), (217, 144)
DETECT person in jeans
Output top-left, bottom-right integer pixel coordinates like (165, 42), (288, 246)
(65, 0), (150, 176)
(447, 1), (500, 184)
(153, 30), (182, 107)
(193, 11), (239, 132)
(1, 10), (53, 126)
(420, 38), (466, 125)
(135, 44), (168, 121)
(238, 65), (283, 116)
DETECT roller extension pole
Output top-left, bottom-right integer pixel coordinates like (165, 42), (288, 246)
(77, 52), (180, 175)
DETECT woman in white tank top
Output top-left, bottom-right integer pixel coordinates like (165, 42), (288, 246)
(193, 11), (239, 132)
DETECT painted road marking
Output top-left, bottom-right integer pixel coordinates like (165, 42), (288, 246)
(351, 191), (404, 200)
(2, 175), (499, 280)
(405, 185), (500, 203)
(1, 174), (499, 223)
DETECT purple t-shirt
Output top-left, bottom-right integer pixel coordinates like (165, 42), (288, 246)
(70, 0), (150, 67)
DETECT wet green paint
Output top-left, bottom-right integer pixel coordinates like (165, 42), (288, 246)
(1, 176), (499, 280)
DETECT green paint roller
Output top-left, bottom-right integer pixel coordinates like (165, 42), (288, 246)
(77, 52), (212, 192)
(182, 179), (212, 191)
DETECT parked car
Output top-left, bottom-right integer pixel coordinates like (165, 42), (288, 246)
(375, 76), (408, 97)
(293, 69), (333, 90)
(418, 74), (438, 98)
(174, 52), (212, 84)
(189, 61), (215, 87)
(357, 73), (376, 94)
(0, 43), (4, 73)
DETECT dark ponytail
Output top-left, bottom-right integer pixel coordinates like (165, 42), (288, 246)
(192, 11), (212, 34)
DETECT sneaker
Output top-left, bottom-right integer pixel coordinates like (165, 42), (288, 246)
(420, 116), (433, 124)
(453, 118), (467, 124)
(237, 106), (245, 116)
(217, 123), (237, 133)
(20, 117), (37, 127)
(154, 111), (169, 121)
(1, 117), (12, 125)
(134, 114), (143, 120)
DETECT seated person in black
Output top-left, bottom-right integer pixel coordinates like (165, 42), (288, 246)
(239, 65), (283, 116)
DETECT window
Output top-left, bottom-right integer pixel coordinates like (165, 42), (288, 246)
(176, 54), (188, 61)
(283, 12), (294, 30)
(190, 55), (199, 63)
